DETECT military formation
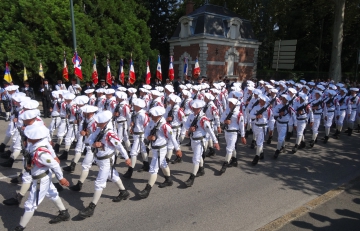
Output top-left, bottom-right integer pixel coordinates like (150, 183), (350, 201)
(0, 77), (360, 230)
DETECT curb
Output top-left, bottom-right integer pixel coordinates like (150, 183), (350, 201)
(256, 175), (360, 231)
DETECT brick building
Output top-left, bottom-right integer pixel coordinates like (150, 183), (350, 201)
(169, 1), (261, 82)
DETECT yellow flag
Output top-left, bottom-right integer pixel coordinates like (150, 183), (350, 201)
(39, 62), (45, 79)
(23, 66), (28, 81)
(4, 62), (12, 83)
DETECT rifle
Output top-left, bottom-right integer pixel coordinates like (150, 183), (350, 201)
(251, 100), (259, 110)
(296, 102), (312, 116)
(246, 94), (253, 105)
(180, 99), (186, 109)
(112, 102), (121, 121)
(91, 122), (110, 155)
(167, 105), (175, 122)
(255, 103), (272, 121)
(202, 102), (210, 113)
(276, 103), (290, 119)
(312, 97), (327, 109)
(144, 119), (162, 146)
(224, 102), (237, 130)
(188, 113), (200, 138)
(338, 95), (346, 105)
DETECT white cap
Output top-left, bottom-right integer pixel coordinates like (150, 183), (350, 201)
(12, 94), (26, 103)
(179, 85), (188, 90)
(115, 91), (128, 100)
(133, 98), (146, 108)
(265, 85), (274, 89)
(127, 88), (137, 94)
(151, 90), (162, 97)
(185, 84), (193, 89)
(259, 80), (265, 84)
(5, 85), (19, 91)
(327, 90), (337, 96)
(253, 89), (262, 95)
(149, 106), (166, 116)
(336, 83), (344, 88)
(219, 82), (226, 87)
(302, 85), (310, 91)
(299, 80), (307, 84)
(155, 86), (164, 92)
(52, 91), (59, 98)
(269, 80), (275, 84)
(228, 98), (239, 106)
(210, 88), (220, 94)
(105, 89), (115, 95)
(117, 87), (127, 92)
(96, 88), (105, 93)
(350, 88), (359, 92)
(314, 90), (323, 96)
(94, 110), (112, 123)
(295, 83), (303, 88)
(279, 82), (287, 88)
(298, 92), (308, 100)
(328, 84), (337, 90)
(258, 94), (268, 102)
(340, 88), (348, 94)
(74, 95), (89, 105)
(281, 94), (291, 101)
(143, 84), (152, 90)
(19, 109), (41, 120)
(288, 88), (297, 94)
(288, 80), (295, 85)
(24, 124), (49, 140)
(165, 85), (174, 93)
(204, 93), (215, 101)
(81, 105), (98, 113)
(270, 89), (278, 93)
(182, 90), (191, 98)
(247, 86), (255, 91)
(308, 82), (315, 86)
(169, 94), (181, 103)
(84, 89), (95, 94)
(21, 100), (39, 110)
(232, 91), (243, 99)
(316, 85), (325, 91)
(63, 92), (76, 100)
(191, 99), (206, 108)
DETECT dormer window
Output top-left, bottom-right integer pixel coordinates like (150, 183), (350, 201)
(179, 16), (193, 38)
(227, 18), (242, 39)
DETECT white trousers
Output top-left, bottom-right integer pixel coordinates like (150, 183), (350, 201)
(81, 147), (94, 171)
(130, 134), (146, 156)
(116, 122), (129, 142)
(324, 112), (335, 128)
(64, 123), (78, 146)
(149, 147), (168, 174)
(49, 117), (61, 136)
(253, 125), (265, 148)
(57, 119), (67, 137)
(94, 156), (121, 191)
(191, 139), (205, 165)
(336, 110), (346, 126)
(276, 123), (288, 145)
(312, 115), (321, 135)
(225, 131), (237, 155)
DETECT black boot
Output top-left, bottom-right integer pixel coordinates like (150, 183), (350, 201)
(274, 150), (280, 159)
(285, 132), (291, 141)
(250, 140), (255, 149)
(11, 173), (23, 184)
(332, 129), (340, 137)
(323, 136), (329, 144)
(245, 130), (249, 138)
(171, 156), (182, 164)
(123, 167), (133, 179)
(195, 166), (205, 177)
(206, 147), (216, 157)
(53, 183), (63, 192)
(13, 226), (25, 231)
(0, 143), (6, 153)
(0, 158), (14, 168)
(3, 193), (23, 206)
(309, 140), (315, 148)
(54, 143), (60, 154)
(79, 202), (96, 218)
(58, 150), (68, 160)
(252, 155), (259, 165)
(63, 162), (76, 172)
(49, 209), (70, 224)
(137, 161), (150, 172)
(112, 190), (130, 202)
(266, 136), (273, 144)
(299, 141), (306, 149)
(70, 181), (83, 191)
(219, 162), (228, 174)
(357, 124), (360, 133)
(228, 157), (238, 167)
(138, 184), (152, 198)
(184, 174), (195, 187)
(344, 128), (350, 133)
(259, 152), (264, 160)
(292, 144), (298, 154)
(159, 176), (173, 188)
(1, 150), (12, 159)
(165, 157), (170, 164)
(348, 129), (352, 136)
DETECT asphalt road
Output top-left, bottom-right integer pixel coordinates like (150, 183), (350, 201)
(0, 117), (360, 231)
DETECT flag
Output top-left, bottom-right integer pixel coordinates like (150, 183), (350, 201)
(183, 57), (188, 77)
(73, 52), (83, 80)
(39, 62), (45, 79)
(168, 56), (174, 81)
(129, 58), (136, 85)
(23, 66), (28, 82)
(92, 55), (98, 85)
(156, 55), (162, 81)
(118, 59), (124, 85)
(146, 60), (151, 85)
(193, 57), (201, 78)
(63, 54), (69, 82)
(106, 58), (112, 85)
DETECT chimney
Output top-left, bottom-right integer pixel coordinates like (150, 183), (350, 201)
(186, 0), (194, 15)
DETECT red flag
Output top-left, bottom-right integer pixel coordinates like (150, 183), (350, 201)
(129, 58), (136, 84)
(92, 55), (98, 85)
(72, 52), (83, 80)
(106, 59), (112, 85)
(62, 53), (69, 82)
(119, 59), (124, 85)
(193, 57), (201, 78)
(146, 60), (151, 84)
(156, 55), (162, 81)
(168, 56), (174, 81)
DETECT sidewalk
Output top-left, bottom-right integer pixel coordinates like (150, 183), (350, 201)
(279, 179), (360, 231)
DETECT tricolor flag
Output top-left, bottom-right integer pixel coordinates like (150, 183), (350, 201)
(168, 56), (174, 81)
(73, 52), (83, 80)
(63, 53), (69, 82)
(193, 57), (201, 78)
(39, 62), (45, 79)
(146, 60), (151, 85)
(92, 55), (98, 85)
(129, 58), (136, 85)
(23, 66), (28, 82)
(106, 58), (112, 85)
(118, 59), (124, 85)
(156, 55), (162, 81)
(183, 57), (188, 77)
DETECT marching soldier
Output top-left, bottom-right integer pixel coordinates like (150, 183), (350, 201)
(345, 88), (360, 136)
(203, 93), (221, 157)
(114, 91), (132, 152)
(138, 106), (182, 198)
(309, 90), (324, 147)
(84, 89), (96, 105)
(322, 90), (337, 143)
(49, 91), (62, 138)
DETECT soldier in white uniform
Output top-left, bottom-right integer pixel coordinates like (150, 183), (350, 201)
(85, 89), (96, 106)
(345, 88), (360, 136)
(49, 91), (62, 138)
(322, 90), (336, 143)
(114, 91), (132, 152)
(179, 90), (193, 144)
(309, 90), (324, 147)
(123, 99), (150, 179)
(138, 106), (182, 198)
(203, 93), (221, 157)
(183, 100), (220, 187)
(12, 125), (70, 231)
(67, 79), (82, 96)
(333, 88), (349, 139)
(78, 111), (131, 218)
(219, 98), (246, 174)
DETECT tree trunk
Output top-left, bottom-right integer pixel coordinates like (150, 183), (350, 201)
(329, 0), (345, 82)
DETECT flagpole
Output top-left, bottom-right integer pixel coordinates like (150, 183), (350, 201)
(70, 0), (79, 85)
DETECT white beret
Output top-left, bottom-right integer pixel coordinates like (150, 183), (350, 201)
(298, 92), (308, 100)
(84, 89), (95, 94)
(210, 88), (220, 94)
(105, 89), (115, 94)
(202, 83), (210, 89)
(316, 85), (325, 91)
(191, 99), (205, 108)
(302, 85), (310, 91)
(204, 93), (215, 101)
(5, 85), (19, 91)
(127, 88), (137, 93)
(155, 86), (164, 92)
(165, 85), (174, 93)
(340, 88), (348, 93)
(307, 82), (315, 86)
(58, 90), (68, 95)
(12, 92), (26, 98)
(269, 80), (275, 83)
(288, 88), (297, 94)
(219, 82), (226, 87)
(117, 87), (127, 92)
(182, 90), (192, 98)
(253, 89), (262, 95)
(270, 89), (278, 93)
(115, 91), (128, 100)
(96, 88), (105, 93)
(150, 90), (162, 96)
(314, 90), (323, 95)
(74, 95), (89, 105)
(19, 109), (41, 120)
(295, 83), (303, 88)
(186, 84), (193, 89)
(169, 94), (181, 103)
(265, 85), (274, 89)
(133, 98), (146, 108)
(232, 91), (243, 99)
(142, 84), (152, 90)
(336, 83), (344, 88)
(281, 94), (291, 101)
(258, 94), (268, 102)
(63, 92), (76, 100)
(81, 105), (98, 113)
(328, 84), (337, 90)
(21, 100), (39, 110)
(94, 110), (112, 123)
(12, 94), (26, 103)
(274, 81), (279, 85)
(327, 90), (337, 96)
(350, 88), (359, 92)
(139, 88), (148, 93)
(299, 80), (307, 84)
(149, 106), (166, 116)
(247, 86), (255, 91)
(192, 85), (200, 91)
(52, 91), (59, 98)
(231, 86), (241, 92)
(279, 82), (287, 87)
(228, 98), (239, 105)
(24, 124), (48, 139)
(288, 80), (295, 85)
(179, 85), (188, 90)
(259, 80), (265, 84)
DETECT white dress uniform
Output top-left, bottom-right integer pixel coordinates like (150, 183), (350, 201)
(323, 95), (336, 139)
(63, 102), (79, 151)
(273, 101), (295, 152)
(310, 95), (324, 145)
(346, 92), (360, 134)
(68, 84), (81, 96)
(292, 98), (314, 150)
(115, 100), (132, 151)
(49, 98), (62, 137)
(165, 102), (186, 157)
(203, 99), (220, 152)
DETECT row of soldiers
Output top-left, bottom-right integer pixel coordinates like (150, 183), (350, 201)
(0, 79), (359, 230)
